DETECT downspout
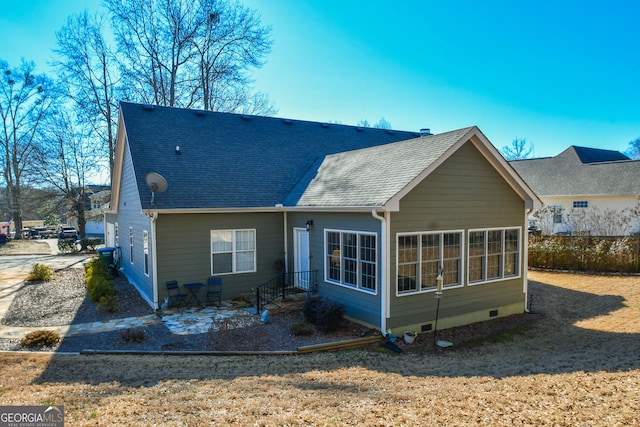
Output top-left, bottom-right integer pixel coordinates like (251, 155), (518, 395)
(151, 211), (159, 309)
(371, 209), (388, 332)
(523, 208), (532, 312)
(283, 209), (289, 273)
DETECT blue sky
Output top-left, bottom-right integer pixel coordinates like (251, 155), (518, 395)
(1, 0), (639, 158)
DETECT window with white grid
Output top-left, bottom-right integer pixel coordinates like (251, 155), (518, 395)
(211, 229), (256, 275)
(325, 230), (377, 293)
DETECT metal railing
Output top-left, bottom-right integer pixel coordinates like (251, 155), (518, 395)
(255, 270), (318, 313)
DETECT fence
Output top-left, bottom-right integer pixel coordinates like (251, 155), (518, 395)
(528, 234), (640, 273)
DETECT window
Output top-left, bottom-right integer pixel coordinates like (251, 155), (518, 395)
(468, 227), (521, 284)
(129, 227), (134, 264)
(143, 230), (149, 276)
(573, 200), (588, 208)
(325, 230), (377, 293)
(211, 229), (256, 275)
(553, 206), (563, 224)
(397, 231), (463, 295)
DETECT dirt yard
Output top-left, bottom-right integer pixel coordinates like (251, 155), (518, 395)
(0, 271), (638, 426)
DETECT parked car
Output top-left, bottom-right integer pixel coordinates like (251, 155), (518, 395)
(59, 226), (78, 239)
(33, 226), (57, 239)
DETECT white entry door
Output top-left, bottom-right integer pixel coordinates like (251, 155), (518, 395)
(294, 228), (310, 290)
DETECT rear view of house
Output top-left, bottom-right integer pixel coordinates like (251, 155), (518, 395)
(106, 102), (540, 334)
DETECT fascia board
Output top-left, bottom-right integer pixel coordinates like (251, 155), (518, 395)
(144, 206), (386, 215)
(109, 109), (128, 214)
(384, 126), (542, 212)
(383, 127), (474, 210)
(469, 129), (542, 210)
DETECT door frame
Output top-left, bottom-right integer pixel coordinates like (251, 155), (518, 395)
(293, 227), (310, 290)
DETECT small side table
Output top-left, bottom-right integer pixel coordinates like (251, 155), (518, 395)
(183, 282), (205, 307)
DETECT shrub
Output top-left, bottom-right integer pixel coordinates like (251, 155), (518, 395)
(57, 239), (78, 254)
(85, 256), (116, 303)
(79, 238), (102, 252)
(303, 296), (345, 332)
(21, 330), (60, 348)
(290, 322), (315, 336)
(27, 263), (55, 282)
(120, 328), (146, 343)
(303, 295), (323, 324)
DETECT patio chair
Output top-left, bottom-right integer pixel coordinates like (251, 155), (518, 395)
(206, 277), (222, 307)
(166, 280), (187, 310)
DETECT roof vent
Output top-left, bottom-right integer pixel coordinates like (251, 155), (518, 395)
(194, 110), (206, 116)
(142, 104), (154, 111)
(386, 129), (395, 135)
(240, 115), (251, 121)
(420, 128), (432, 136)
(320, 123), (330, 128)
(282, 119), (293, 125)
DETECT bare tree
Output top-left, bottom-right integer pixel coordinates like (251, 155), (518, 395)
(357, 117), (392, 129)
(501, 137), (534, 160)
(33, 110), (101, 238)
(195, 1), (274, 114)
(0, 60), (56, 238)
(105, 0), (274, 113)
(566, 206), (640, 236)
(53, 11), (120, 182)
(532, 205), (559, 235)
(626, 137), (640, 160)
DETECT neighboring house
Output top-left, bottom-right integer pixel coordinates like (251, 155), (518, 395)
(510, 146), (640, 235)
(106, 102), (539, 334)
(85, 186), (111, 239)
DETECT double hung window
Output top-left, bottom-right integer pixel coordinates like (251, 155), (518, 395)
(325, 230), (377, 293)
(211, 229), (256, 275)
(397, 231), (463, 295)
(468, 227), (520, 284)
(129, 227), (134, 264)
(143, 230), (149, 276)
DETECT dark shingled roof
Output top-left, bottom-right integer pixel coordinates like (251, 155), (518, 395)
(120, 102), (421, 209)
(510, 146), (640, 197)
(572, 146), (630, 164)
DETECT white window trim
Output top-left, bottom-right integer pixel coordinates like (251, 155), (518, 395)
(396, 230), (465, 297)
(467, 226), (522, 286)
(324, 229), (378, 295)
(210, 229), (257, 276)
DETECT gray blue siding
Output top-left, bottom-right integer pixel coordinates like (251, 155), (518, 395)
(288, 212), (383, 326)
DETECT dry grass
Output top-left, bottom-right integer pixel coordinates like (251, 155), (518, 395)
(0, 239), (51, 255)
(0, 271), (639, 426)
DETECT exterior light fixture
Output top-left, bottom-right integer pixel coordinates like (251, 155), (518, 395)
(305, 220), (314, 231)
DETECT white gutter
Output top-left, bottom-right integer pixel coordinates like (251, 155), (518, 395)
(523, 208), (532, 312)
(371, 209), (389, 332)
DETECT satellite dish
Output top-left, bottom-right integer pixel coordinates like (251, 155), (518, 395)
(145, 172), (168, 207)
(146, 172), (168, 193)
